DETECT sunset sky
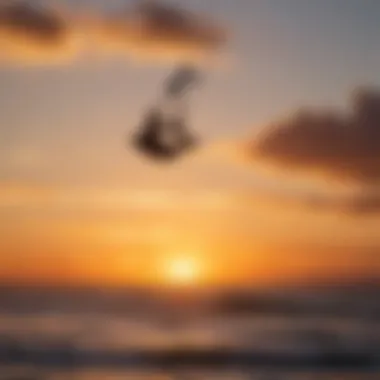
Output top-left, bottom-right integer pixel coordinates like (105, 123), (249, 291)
(0, 0), (379, 287)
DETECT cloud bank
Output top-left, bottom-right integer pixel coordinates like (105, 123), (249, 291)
(217, 87), (380, 215)
(0, 1), (227, 65)
(244, 88), (380, 186)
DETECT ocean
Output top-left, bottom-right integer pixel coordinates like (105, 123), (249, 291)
(0, 285), (378, 380)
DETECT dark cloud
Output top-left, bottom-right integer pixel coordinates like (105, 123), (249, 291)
(127, 1), (225, 50)
(246, 88), (380, 185)
(0, 2), (65, 42)
(0, 1), (227, 64)
(0, 1), (77, 63)
(86, 0), (227, 63)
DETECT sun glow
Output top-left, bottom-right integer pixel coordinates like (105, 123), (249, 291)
(165, 256), (202, 286)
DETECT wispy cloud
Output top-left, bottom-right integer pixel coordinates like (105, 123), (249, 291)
(0, 181), (236, 210)
(0, 1), (227, 65)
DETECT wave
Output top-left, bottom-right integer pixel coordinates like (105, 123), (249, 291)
(0, 339), (379, 371)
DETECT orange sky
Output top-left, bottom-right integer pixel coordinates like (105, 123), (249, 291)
(1, 185), (379, 288)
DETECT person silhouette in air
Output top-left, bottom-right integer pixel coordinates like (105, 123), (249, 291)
(133, 107), (198, 160)
(131, 65), (201, 161)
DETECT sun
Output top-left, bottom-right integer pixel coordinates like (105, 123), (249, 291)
(165, 256), (201, 286)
